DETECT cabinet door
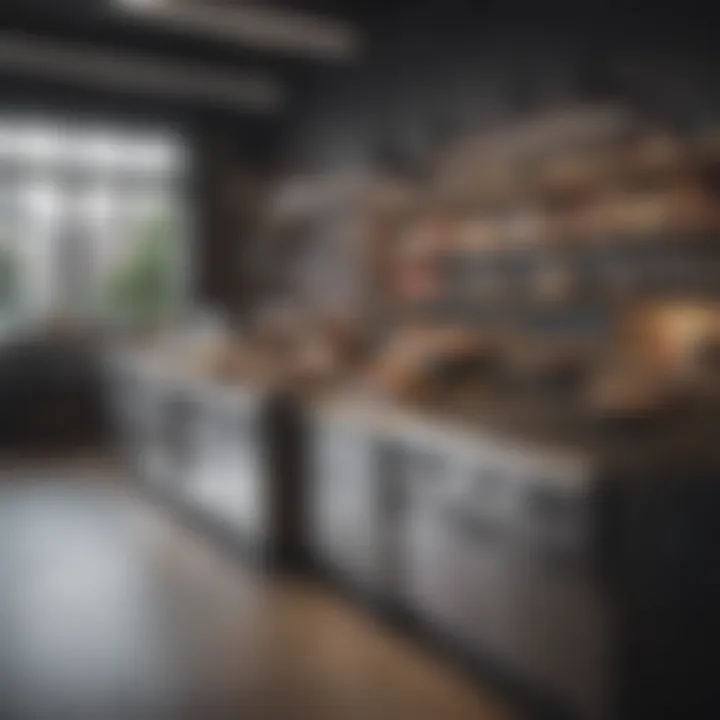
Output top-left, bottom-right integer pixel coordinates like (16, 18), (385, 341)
(162, 394), (193, 484)
(393, 444), (463, 619)
(457, 540), (611, 720)
(399, 504), (471, 631)
(133, 381), (175, 485)
(218, 402), (266, 538)
(108, 367), (140, 457)
(309, 418), (382, 592)
(186, 395), (266, 541)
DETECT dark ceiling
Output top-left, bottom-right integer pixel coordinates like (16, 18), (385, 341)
(0, 0), (365, 123)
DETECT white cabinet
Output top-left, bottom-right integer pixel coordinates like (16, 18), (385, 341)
(106, 358), (179, 485)
(184, 385), (268, 544)
(394, 430), (610, 720)
(308, 413), (384, 594)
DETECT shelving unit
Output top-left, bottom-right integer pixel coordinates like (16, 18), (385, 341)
(386, 107), (720, 341)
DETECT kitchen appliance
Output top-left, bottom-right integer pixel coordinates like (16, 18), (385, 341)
(381, 414), (614, 720)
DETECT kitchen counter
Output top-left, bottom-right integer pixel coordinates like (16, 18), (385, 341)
(105, 346), (275, 398)
(105, 345), (310, 569)
(311, 387), (720, 482)
(308, 387), (720, 720)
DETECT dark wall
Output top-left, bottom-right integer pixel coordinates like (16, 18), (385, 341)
(193, 119), (279, 320)
(286, 0), (720, 173)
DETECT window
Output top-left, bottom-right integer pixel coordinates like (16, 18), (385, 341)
(0, 115), (190, 330)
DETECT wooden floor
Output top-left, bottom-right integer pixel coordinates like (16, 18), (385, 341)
(0, 467), (511, 720)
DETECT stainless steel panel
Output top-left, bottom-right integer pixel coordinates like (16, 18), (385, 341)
(308, 416), (384, 593)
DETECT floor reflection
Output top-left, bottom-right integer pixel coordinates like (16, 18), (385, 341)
(0, 468), (508, 720)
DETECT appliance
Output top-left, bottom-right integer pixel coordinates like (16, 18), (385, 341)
(383, 416), (614, 720)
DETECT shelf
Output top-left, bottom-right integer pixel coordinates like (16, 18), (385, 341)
(404, 231), (720, 264)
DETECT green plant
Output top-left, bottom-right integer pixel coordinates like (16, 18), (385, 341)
(0, 243), (17, 312)
(103, 213), (176, 324)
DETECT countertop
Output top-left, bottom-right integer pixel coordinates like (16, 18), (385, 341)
(109, 347), (720, 481)
(312, 387), (720, 482)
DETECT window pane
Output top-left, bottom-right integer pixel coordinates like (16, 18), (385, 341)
(0, 115), (189, 326)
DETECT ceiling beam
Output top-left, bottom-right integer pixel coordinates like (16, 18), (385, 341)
(0, 31), (284, 113)
(111, 0), (362, 62)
